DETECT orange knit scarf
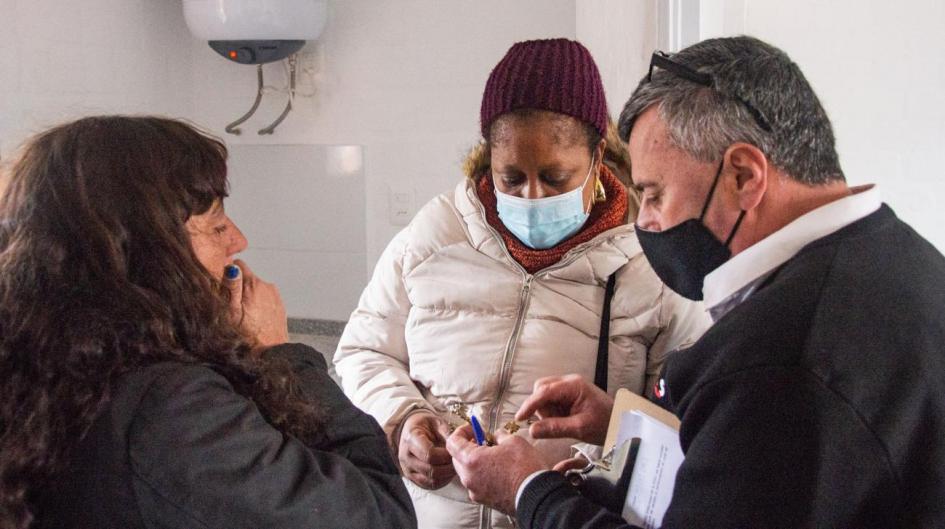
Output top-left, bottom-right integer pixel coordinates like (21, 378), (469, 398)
(476, 165), (628, 274)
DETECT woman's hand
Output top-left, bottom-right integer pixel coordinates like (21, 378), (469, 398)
(225, 259), (289, 350)
(398, 411), (456, 489)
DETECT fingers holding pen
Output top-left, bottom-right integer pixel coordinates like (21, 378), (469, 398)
(224, 262), (243, 318)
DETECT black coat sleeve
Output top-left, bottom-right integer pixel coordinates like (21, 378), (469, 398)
(126, 343), (416, 529)
(516, 472), (641, 529)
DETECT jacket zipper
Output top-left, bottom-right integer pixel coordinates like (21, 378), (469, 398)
(471, 191), (603, 529)
(486, 252), (589, 431)
(489, 275), (533, 430)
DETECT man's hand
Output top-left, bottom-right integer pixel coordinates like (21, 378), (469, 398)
(516, 374), (615, 445)
(553, 454), (591, 473)
(399, 411), (456, 489)
(447, 424), (548, 515)
(225, 259), (289, 351)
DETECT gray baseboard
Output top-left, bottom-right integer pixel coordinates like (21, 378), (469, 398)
(288, 318), (347, 337)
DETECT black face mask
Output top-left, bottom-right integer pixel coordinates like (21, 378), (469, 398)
(635, 160), (746, 301)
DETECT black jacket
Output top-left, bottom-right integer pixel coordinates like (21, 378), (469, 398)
(34, 343), (417, 529)
(517, 205), (945, 529)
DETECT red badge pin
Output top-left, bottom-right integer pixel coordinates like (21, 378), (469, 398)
(654, 378), (666, 399)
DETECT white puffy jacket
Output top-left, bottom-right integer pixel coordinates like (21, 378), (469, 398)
(335, 179), (711, 529)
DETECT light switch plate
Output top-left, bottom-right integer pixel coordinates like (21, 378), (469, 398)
(388, 186), (416, 226)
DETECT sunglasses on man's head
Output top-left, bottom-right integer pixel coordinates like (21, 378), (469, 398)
(647, 51), (773, 133)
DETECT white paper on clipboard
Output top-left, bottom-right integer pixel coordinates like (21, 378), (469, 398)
(615, 410), (685, 529)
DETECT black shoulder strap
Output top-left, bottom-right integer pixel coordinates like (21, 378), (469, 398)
(595, 273), (618, 392)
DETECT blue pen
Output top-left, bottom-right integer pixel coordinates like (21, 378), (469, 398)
(470, 415), (486, 446)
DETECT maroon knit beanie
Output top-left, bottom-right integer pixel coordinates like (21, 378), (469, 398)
(480, 38), (608, 139)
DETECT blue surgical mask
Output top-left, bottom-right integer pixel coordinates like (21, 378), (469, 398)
(494, 157), (594, 249)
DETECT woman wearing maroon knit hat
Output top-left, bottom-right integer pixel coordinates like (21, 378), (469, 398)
(336, 38), (710, 529)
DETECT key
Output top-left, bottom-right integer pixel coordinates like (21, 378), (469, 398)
(446, 402), (535, 445)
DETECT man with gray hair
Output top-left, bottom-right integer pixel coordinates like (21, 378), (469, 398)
(446, 35), (945, 528)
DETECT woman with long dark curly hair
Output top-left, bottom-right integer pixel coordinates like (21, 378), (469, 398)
(0, 116), (416, 529)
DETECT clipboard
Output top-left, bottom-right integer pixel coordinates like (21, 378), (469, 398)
(603, 388), (680, 452)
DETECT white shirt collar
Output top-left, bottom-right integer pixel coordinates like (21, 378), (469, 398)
(703, 185), (882, 319)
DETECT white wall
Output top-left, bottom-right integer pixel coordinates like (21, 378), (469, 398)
(699, 0), (945, 251)
(187, 0), (577, 319)
(576, 0), (659, 122)
(0, 0), (194, 158)
(15, 2), (936, 320)
(1, 0), (577, 321)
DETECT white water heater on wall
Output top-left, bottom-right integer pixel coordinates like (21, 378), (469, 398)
(183, 0), (328, 134)
(183, 0), (327, 41)
(184, 0), (327, 64)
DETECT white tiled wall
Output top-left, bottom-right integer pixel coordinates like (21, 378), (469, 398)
(225, 144), (366, 321)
